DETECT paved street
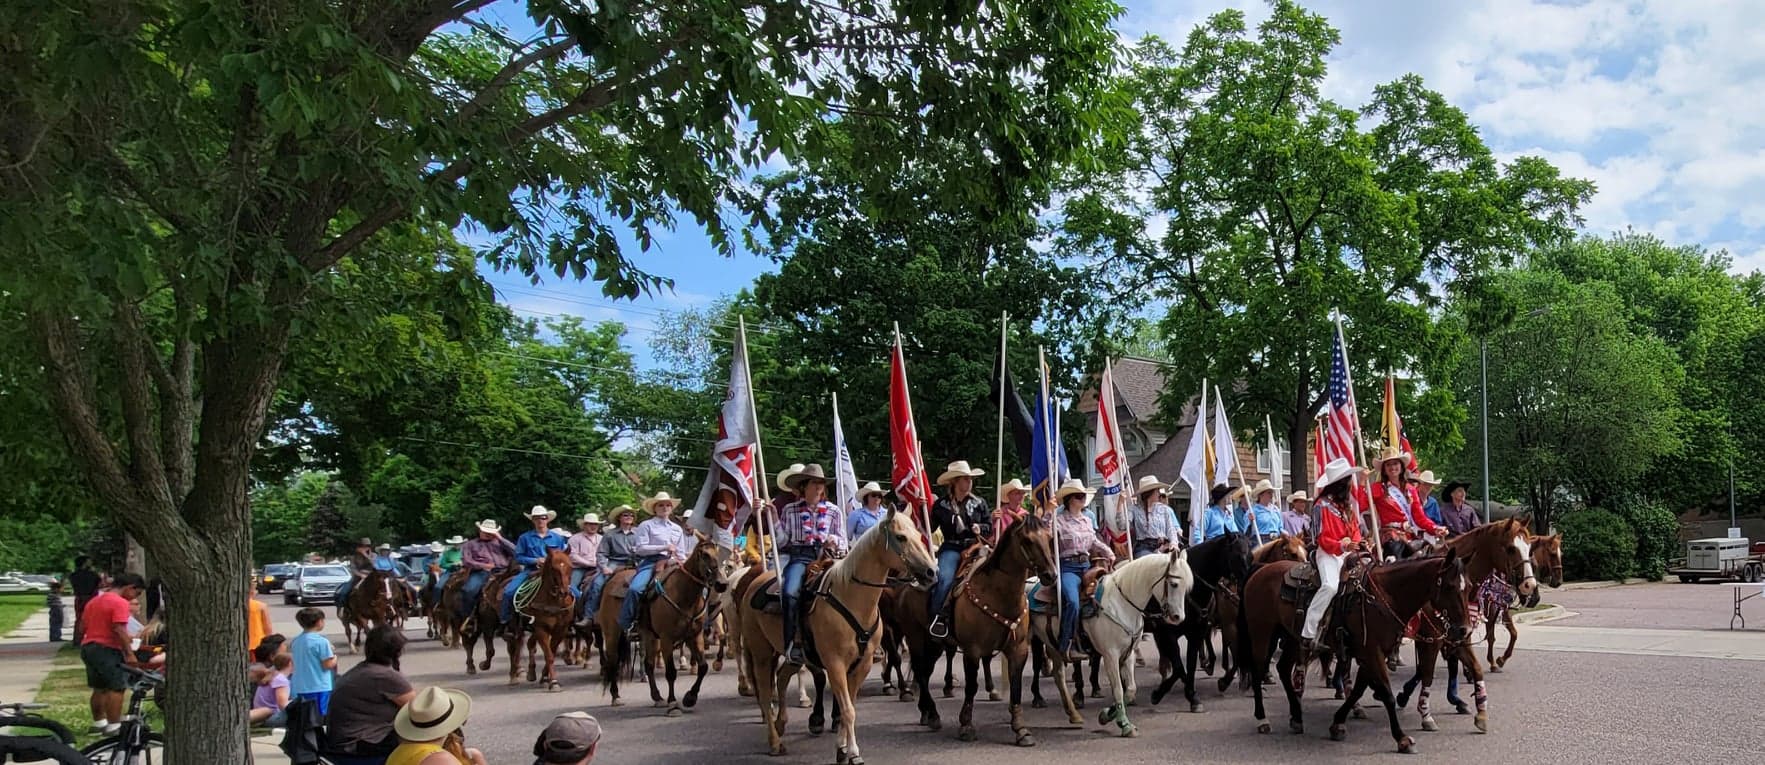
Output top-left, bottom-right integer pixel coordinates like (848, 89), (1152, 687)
(257, 579), (1765, 764)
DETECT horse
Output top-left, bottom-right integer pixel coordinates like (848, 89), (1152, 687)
(421, 564), (447, 641)
(736, 508), (938, 762)
(1086, 550), (1194, 737)
(1024, 562), (1109, 727)
(629, 532), (728, 716)
(459, 567), (520, 676)
(888, 513), (1058, 745)
(1483, 532), (1561, 670)
(431, 568), (466, 648)
(1240, 550), (1471, 753)
(339, 570), (405, 653)
(1210, 534), (1308, 692)
(504, 548), (575, 691)
(1145, 533), (1254, 712)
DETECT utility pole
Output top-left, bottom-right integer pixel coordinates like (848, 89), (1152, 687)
(1481, 335), (1491, 524)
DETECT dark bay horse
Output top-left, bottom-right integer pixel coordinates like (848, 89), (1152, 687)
(508, 548), (575, 691)
(1212, 534), (1309, 692)
(634, 532), (728, 716)
(459, 567), (519, 676)
(340, 570), (405, 653)
(1145, 533), (1253, 712)
(1241, 551), (1470, 753)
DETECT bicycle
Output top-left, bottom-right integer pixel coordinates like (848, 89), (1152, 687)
(0, 700), (84, 765)
(79, 667), (163, 765)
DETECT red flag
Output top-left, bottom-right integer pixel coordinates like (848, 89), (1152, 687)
(889, 333), (934, 538)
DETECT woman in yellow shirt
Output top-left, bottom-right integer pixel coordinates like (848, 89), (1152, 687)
(387, 687), (486, 765)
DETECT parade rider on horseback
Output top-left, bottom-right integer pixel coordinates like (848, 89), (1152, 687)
(577, 505), (636, 628)
(619, 492), (686, 636)
(1192, 485), (1244, 546)
(1300, 458), (1372, 652)
(567, 513), (603, 595)
(1052, 478), (1115, 662)
(458, 520), (514, 622)
(502, 505), (574, 623)
(1129, 475), (1181, 559)
(770, 463), (848, 664)
(333, 537), (378, 608)
(435, 535), (465, 589)
(1372, 445), (1443, 550)
(927, 460), (991, 639)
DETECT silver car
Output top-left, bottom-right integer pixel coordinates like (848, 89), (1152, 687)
(283, 564), (350, 606)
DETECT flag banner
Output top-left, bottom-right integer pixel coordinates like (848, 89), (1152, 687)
(1211, 386), (1238, 487)
(1265, 415), (1284, 494)
(833, 395), (860, 513)
(691, 327), (759, 545)
(1092, 363), (1130, 546)
(1324, 322), (1374, 518)
(889, 334), (934, 535)
(1030, 379), (1071, 507)
(1382, 376), (1419, 470)
(990, 351), (1037, 465)
(1180, 382), (1211, 547)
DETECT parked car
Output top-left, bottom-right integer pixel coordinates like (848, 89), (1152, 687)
(0, 575), (49, 594)
(282, 564), (350, 606)
(395, 545), (437, 590)
(257, 563), (299, 594)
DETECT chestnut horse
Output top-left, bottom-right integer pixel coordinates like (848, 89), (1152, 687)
(1485, 532), (1562, 669)
(634, 532), (728, 716)
(737, 508), (938, 762)
(340, 570), (405, 653)
(508, 548), (575, 691)
(1211, 534), (1308, 692)
(1240, 551), (1470, 753)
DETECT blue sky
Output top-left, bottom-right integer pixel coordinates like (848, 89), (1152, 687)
(482, 0), (1765, 364)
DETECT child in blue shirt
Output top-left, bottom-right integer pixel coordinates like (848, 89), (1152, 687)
(287, 607), (336, 714)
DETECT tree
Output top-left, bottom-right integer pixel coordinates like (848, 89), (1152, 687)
(1056, 2), (1593, 490)
(1454, 268), (1683, 532)
(252, 471), (332, 563)
(5, 2), (1118, 751)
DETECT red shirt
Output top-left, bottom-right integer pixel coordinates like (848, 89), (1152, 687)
(1316, 497), (1363, 557)
(80, 591), (132, 650)
(1372, 482), (1441, 535)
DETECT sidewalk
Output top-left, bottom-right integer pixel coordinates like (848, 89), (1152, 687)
(1518, 620), (1765, 661)
(0, 606), (66, 703)
(1558, 577), (1651, 591)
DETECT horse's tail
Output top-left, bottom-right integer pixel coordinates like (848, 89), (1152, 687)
(601, 626), (629, 692)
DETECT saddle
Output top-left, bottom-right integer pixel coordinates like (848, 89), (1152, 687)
(1026, 568), (1105, 620)
(600, 568), (640, 602)
(747, 558), (836, 615)
(1279, 556), (1373, 640)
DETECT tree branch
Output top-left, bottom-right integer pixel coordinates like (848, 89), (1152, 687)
(114, 305), (176, 513)
(103, 146), (199, 234)
(455, 38), (578, 124)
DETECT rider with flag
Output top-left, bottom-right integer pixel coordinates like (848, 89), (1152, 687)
(1301, 459), (1370, 651)
(771, 464), (847, 664)
(501, 505), (572, 623)
(927, 461), (990, 639)
(1198, 485), (1245, 542)
(1052, 479), (1115, 661)
(1246, 480), (1285, 541)
(1372, 445), (1442, 548)
(1129, 475), (1181, 558)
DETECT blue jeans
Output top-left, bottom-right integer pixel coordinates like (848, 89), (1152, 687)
(928, 547), (964, 618)
(569, 568), (591, 593)
(334, 576), (356, 607)
(1058, 560), (1088, 652)
(618, 556), (664, 631)
(502, 569), (580, 622)
(584, 570), (614, 615)
(458, 570), (490, 618)
(780, 547), (819, 648)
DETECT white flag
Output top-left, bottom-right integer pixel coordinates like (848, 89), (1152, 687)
(691, 327), (759, 546)
(1266, 415), (1284, 496)
(833, 394), (860, 514)
(1212, 386), (1238, 487)
(1179, 382), (1211, 547)
(1092, 363), (1129, 546)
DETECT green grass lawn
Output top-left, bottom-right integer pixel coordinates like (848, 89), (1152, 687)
(27, 645), (167, 748)
(0, 592), (44, 637)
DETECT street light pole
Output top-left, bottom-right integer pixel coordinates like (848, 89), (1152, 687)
(1481, 335), (1490, 524)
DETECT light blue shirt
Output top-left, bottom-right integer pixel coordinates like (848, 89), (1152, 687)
(847, 506), (883, 540)
(372, 554), (397, 572)
(1248, 503), (1284, 538)
(1199, 504), (1241, 543)
(1422, 496), (1443, 526)
(288, 631), (334, 695)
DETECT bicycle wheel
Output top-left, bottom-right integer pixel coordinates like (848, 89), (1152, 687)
(79, 732), (164, 765)
(0, 714), (77, 746)
(1, 734), (90, 765)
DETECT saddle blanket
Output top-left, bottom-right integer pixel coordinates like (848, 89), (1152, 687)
(1026, 581), (1101, 617)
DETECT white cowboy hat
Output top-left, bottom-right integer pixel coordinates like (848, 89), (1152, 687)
(1135, 475), (1172, 497)
(783, 464), (830, 492)
(997, 478), (1032, 501)
(857, 481), (886, 500)
(526, 504), (557, 520)
(643, 492), (679, 512)
(1249, 479), (1276, 501)
(393, 686), (472, 742)
(1052, 478), (1093, 504)
(1319, 458), (1368, 490)
(428, 543), (444, 553)
(1413, 470), (1441, 486)
(611, 504), (637, 519)
(1376, 444), (1411, 467)
(936, 460), (986, 486)
(580, 513), (602, 526)
(443, 535), (466, 545)
(775, 463), (807, 492)
(375, 543), (392, 551)
(1286, 491), (1311, 504)
(474, 519), (500, 534)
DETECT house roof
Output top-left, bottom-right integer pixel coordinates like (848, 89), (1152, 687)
(1075, 357), (1168, 423)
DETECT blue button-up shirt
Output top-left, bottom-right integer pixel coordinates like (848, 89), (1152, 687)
(1248, 503), (1284, 538)
(847, 506), (883, 540)
(1197, 504), (1241, 545)
(372, 554), (397, 572)
(1421, 495), (1443, 526)
(514, 529), (568, 568)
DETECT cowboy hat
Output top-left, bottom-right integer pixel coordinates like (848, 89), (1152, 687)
(1249, 479), (1276, 501)
(935, 460), (986, 486)
(1413, 470), (1441, 486)
(580, 513), (602, 526)
(611, 504), (637, 519)
(775, 463), (807, 492)
(997, 478), (1032, 501)
(393, 686), (473, 742)
(1286, 491), (1311, 505)
(375, 543), (392, 551)
(1442, 480), (1472, 498)
(526, 504), (557, 520)
(1319, 458), (1367, 490)
(857, 481), (886, 500)
(783, 464), (829, 492)
(1135, 475), (1172, 497)
(1208, 484), (1244, 506)
(1376, 445), (1411, 467)
(642, 492), (679, 512)
(429, 542), (445, 553)
(474, 519), (500, 534)
(443, 535), (466, 545)
(1053, 478), (1093, 504)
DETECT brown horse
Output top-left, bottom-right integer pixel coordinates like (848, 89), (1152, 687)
(1241, 550), (1470, 753)
(1486, 532), (1562, 669)
(460, 567), (519, 676)
(431, 569), (466, 648)
(594, 566), (641, 705)
(1211, 534), (1309, 692)
(737, 508), (938, 762)
(506, 548), (575, 691)
(631, 532), (727, 716)
(889, 513), (1058, 745)
(340, 570), (405, 653)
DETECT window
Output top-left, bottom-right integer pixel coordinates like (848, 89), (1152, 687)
(1256, 440), (1289, 473)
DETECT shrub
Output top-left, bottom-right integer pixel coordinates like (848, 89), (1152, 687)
(1614, 499), (1679, 581)
(1559, 508), (1636, 581)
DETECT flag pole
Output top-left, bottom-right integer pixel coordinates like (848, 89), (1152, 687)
(1040, 346), (1061, 563)
(995, 311), (1009, 547)
(1223, 398), (1259, 546)
(833, 391), (847, 513)
(895, 323), (934, 540)
(740, 315), (784, 575)
(1335, 314), (1375, 540)
(1109, 358), (1136, 557)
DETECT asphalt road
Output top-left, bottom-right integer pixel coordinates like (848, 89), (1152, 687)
(261, 585), (1765, 764)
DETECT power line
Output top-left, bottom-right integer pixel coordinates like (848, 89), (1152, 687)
(495, 284), (792, 334)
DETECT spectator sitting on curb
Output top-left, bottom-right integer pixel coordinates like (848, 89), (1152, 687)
(250, 653), (294, 728)
(532, 712), (601, 765)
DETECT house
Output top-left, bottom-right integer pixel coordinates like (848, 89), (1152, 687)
(1074, 358), (1305, 519)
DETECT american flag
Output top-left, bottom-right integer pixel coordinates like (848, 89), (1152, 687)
(1323, 324), (1359, 468)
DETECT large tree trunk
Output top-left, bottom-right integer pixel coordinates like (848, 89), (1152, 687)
(155, 519), (251, 763)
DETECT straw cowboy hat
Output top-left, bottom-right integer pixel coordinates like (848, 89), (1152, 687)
(856, 481), (886, 501)
(610, 504), (637, 519)
(443, 535), (466, 545)
(474, 519), (500, 534)
(1413, 470), (1441, 487)
(1135, 475), (1172, 498)
(1376, 445), (1411, 468)
(579, 513), (602, 526)
(1319, 457), (1368, 490)
(776, 463), (808, 492)
(783, 464), (830, 492)
(375, 543), (392, 552)
(428, 542), (445, 553)
(1208, 484), (1244, 506)
(642, 492), (679, 512)
(936, 460), (986, 486)
(356, 537), (373, 548)
(1286, 491), (1310, 505)
(1249, 479), (1278, 502)
(526, 504), (557, 520)
(1052, 478), (1093, 504)
(997, 478), (1032, 501)
(393, 686), (472, 742)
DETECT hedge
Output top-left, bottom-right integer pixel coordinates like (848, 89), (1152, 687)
(1614, 500), (1680, 581)
(1559, 508), (1635, 581)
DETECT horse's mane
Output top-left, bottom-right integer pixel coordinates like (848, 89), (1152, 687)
(1250, 535), (1302, 562)
(979, 513), (1045, 574)
(1446, 517), (1524, 555)
(825, 512), (897, 589)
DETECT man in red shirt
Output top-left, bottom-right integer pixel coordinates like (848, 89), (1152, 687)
(80, 573), (145, 735)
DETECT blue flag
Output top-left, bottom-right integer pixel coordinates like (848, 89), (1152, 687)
(1030, 385), (1070, 507)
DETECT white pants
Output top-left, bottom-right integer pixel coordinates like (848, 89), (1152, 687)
(1301, 551), (1344, 640)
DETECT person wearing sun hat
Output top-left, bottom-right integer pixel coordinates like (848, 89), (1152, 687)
(576, 506), (637, 627)
(1438, 480), (1480, 535)
(994, 478), (1033, 536)
(1371, 445), (1441, 545)
(1413, 470), (1445, 528)
(1282, 491), (1312, 540)
(1300, 458), (1371, 653)
(1193, 484), (1244, 546)
(1129, 475), (1182, 558)
(387, 686), (485, 765)
(567, 513), (604, 594)
(846, 481), (888, 541)
(1051, 478), (1115, 660)
(501, 505), (573, 623)
(927, 460), (991, 638)
(1245, 479), (1285, 543)
(455, 520), (514, 620)
(618, 492), (686, 634)
(767, 464), (847, 662)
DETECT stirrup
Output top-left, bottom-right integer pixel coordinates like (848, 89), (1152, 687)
(928, 615), (949, 639)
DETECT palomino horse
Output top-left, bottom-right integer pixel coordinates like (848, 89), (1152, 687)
(737, 508), (938, 762)
(889, 513), (1058, 745)
(1241, 551), (1471, 753)
(340, 570), (405, 653)
(1085, 550), (1193, 737)
(1211, 534), (1308, 693)
(1145, 533), (1253, 712)
(631, 532), (728, 716)
(722, 558), (817, 707)
(506, 548), (575, 691)
(460, 567), (520, 676)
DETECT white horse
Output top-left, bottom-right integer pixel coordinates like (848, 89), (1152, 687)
(1085, 550), (1194, 737)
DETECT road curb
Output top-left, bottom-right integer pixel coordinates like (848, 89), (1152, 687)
(1514, 605), (1570, 624)
(1558, 578), (1650, 591)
